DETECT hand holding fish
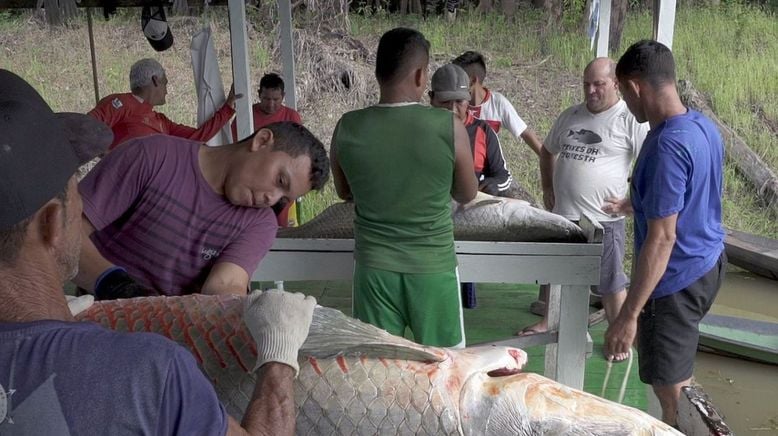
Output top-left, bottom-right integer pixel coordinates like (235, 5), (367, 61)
(244, 289), (316, 376)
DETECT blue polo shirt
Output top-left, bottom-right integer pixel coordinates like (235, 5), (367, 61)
(631, 108), (725, 299)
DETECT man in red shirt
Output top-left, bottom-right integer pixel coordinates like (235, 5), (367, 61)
(234, 73), (303, 226)
(90, 58), (238, 150)
(252, 73), (302, 129)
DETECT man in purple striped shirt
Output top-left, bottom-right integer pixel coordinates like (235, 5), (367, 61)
(73, 121), (329, 298)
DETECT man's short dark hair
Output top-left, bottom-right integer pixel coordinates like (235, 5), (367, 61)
(453, 50), (487, 83)
(259, 73), (285, 92)
(249, 122), (330, 191)
(615, 40), (676, 87)
(375, 27), (430, 85)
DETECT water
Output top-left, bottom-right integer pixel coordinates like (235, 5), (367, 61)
(693, 270), (778, 434)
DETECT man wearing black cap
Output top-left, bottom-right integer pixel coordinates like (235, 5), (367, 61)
(89, 58), (239, 150)
(0, 69), (314, 435)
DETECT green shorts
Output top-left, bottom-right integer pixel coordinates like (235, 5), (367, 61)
(352, 263), (465, 348)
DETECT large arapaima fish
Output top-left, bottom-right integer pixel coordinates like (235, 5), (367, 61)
(278, 192), (587, 243)
(77, 295), (679, 435)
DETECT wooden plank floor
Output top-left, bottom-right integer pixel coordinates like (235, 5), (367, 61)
(255, 280), (648, 412)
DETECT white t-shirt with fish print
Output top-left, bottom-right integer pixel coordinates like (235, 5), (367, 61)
(544, 99), (648, 222)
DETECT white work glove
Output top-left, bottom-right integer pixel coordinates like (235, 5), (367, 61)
(66, 294), (95, 317)
(243, 289), (316, 377)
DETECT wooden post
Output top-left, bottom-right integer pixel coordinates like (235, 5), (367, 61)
(228, 0), (253, 140)
(86, 8), (100, 105)
(596, 0), (611, 57)
(653, 0), (677, 49)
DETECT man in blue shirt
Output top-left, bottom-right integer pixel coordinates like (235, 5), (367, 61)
(603, 40), (726, 427)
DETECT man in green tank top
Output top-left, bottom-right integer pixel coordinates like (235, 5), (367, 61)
(330, 27), (478, 348)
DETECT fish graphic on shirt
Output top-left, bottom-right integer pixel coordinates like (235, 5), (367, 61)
(567, 128), (602, 145)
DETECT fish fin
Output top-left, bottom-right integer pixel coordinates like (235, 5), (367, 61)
(301, 306), (446, 362)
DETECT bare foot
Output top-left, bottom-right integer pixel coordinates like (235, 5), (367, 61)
(515, 320), (548, 337)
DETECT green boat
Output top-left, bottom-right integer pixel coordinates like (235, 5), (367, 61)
(698, 313), (778, 365)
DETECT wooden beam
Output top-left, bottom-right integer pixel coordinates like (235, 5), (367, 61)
(1, 0), (229, 8)
(653, 0), (677, 49)
(228, 0), (253, 140)
(277, 0), (297, 111)
(595, 0), (611, 57)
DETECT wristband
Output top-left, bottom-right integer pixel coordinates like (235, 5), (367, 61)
(94, 266), (127, 291)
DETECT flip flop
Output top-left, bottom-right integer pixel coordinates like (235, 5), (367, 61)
(515, 325), (546, 337)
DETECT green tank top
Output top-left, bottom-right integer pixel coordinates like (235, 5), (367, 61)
(334, 104), (457, 273)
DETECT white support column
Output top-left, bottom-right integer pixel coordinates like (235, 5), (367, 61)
(228, 0), (254, 140)
(653, 0), (677, 49)
(596, 0), (612, 57)
(277, 0), (297, 110)
(547, 284), (590, 389)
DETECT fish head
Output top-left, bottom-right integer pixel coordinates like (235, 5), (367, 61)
(459, 372), (682, 435)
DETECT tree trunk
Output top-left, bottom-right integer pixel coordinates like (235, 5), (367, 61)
(609, 0), (627, 53)
(502, 0), (518, 19)
(477, 0), (494, 13)
(679, 80), (778, 216)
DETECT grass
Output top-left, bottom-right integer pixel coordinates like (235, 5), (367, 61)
(0, 4), (775, 241)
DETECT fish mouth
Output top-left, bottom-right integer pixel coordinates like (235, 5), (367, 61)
(487, 367), (523, 377)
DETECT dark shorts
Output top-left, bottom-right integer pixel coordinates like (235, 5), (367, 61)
(590, 219), (629, 296)
(637, 252), (727, 386)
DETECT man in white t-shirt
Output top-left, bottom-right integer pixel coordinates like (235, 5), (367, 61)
(517, 58), (648, 363)
(453, 51), (544, 157)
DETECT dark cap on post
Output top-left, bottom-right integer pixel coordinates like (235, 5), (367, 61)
(141, 5), (174, 52)
(0, 69), (112, 230)
(430, 63), (471, 102)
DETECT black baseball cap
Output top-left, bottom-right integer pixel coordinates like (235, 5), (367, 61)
(141, 5), (174, 52)
(0, 69), (112, 230)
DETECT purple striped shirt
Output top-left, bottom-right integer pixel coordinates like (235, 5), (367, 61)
(79, 135), (277, 295)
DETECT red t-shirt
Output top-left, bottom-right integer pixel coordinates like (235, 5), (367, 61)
(89, 93), (235, 150)
(231, 104), (302, 141)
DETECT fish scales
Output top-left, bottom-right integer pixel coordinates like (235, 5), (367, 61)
(278, 193), (587, 243)
(77, 295), (681, 435)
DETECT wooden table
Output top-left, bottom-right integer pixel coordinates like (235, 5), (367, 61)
(253, 235), (602, 390)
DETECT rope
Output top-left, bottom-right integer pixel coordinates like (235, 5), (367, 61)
(600, 348), (634, 404)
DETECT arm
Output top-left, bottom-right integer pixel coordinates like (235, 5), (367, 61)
(451, 115), (478, 203)
(233, 289), (316, 436)
(73, 215), (115, 291)
(539, 145), (556, 211)
(73, 214), (158, 299)
(226, 363), (296, 436)
(604, 214), (677, 357)
(167, 87), (239, 142)
(330, 122), (353, 201)
(478, 124), (513, 195)
(201, 262), (250, 296)
(602, 197), (633, 216)
(520, 128), (544, 157)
